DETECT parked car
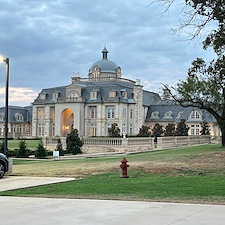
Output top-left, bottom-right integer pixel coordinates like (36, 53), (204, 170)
(0, 153), (9, 178)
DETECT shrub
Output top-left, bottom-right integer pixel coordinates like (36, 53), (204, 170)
(35, 141), (47, 159)
(66, 129), (83, 155)
(16, 139), (29, 158)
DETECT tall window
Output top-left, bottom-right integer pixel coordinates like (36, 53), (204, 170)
(37, 108), (45, 119)
(130, 109), (133, 119)
(107, 106), (115, 119)
(106, 123), (112, 135)
(129, 124), (133, 134)
(38, 123), (45, 136)
(50, 107), (55, 119)
(90, 107), (97, 119)
(122, 108), (127, 119)
(90, 124), (97, 136)
(122, 123), (127, 133)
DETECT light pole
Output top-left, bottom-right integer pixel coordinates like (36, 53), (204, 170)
(0, 57), (9, 156)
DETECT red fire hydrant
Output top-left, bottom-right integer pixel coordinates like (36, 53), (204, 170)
(120, 157), (129, 178)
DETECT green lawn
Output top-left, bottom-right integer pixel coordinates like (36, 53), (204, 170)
(1, 144), (225, 204)
(7, 139), (41, 150)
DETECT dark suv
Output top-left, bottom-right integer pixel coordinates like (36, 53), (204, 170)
(0, 153), (9, 178)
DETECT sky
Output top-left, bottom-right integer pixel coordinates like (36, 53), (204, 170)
(0, 0), (216, 106)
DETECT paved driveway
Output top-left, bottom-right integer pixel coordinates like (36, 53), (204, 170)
(0, 197), (224, 225)
(0, 176), (75, 192)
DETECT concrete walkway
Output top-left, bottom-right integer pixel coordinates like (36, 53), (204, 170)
(0, 196), (224, 225)
(0, 176), (75, 192)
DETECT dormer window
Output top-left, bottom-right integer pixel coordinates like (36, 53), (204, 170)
(121, 89), (127, 99)
(15, 113), (24, 121)
(151, 111), (159, 118)
(53, 91), (60, 101)
(90, 90), (98, 100)
(109, 90), (116, 98)
(0, 113), (4, 121)
(40, 92), (47, 100)
(67, 91), (79, 98)
(177, 111), (183, 118)
(190, 110), (202, 120)
(164, 111), (172, 118)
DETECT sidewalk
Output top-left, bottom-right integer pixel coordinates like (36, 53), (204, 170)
(0, 197), (224, 225)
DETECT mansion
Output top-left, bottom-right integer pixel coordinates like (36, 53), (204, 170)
(0, 48), (220, 139)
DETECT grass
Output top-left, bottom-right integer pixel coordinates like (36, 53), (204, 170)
(1, 144), (225, 204)
(7, 139), (41, 150)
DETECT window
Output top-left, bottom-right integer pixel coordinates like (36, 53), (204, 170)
(122, 108), (127, 120)
(177, 111), (183, 118)
(190, 110), (201, 120)
(106, 106), (115, 119)
(0, 113), (4, 121)
(40, 93), (47, 99)
(90, 107), (97, 119)
(130, 109), (133, 119)
(67, 91), (79, 98)
(15, 113), (24, 121)
(50, 107), (55, 119)
(190, 124), (201, 135)
(129, 124), (133, 134)
(122, 123), (127, 133)
(37, 108), (45, 119)
(53, 92), (59, 101)
(38, 123), (45, 136)
(121, 90), (127, 99)
(106, 123), (112, 135)
(164, 111), (172, 118)
(151, 111), (159, 118)
(109, 91), (116, 98)
(90, 91), (97, 100)
(90, 124), (97, 136)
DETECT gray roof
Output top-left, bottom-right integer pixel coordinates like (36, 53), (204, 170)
(0, 106), (32, 123)
(145, 103), (216, 123)
(89, 59), (119, 74)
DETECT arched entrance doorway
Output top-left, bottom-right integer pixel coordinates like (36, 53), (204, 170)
(61, 108), (74, 136)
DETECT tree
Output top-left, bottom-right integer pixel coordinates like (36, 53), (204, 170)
(66, 129), (83, 155)
(16, 139), (29, 158)
(200, 121), (211, 135)
(154, 1), (225, 145)
(35, 141), (47, 159)
(137, 125), (151, 137)
(164, 122), (176, 136)
(152, 123), (164, 142)
(55, 138), (64, 156)
(176, 119), (189, 136)
(108, 123), (121, 137)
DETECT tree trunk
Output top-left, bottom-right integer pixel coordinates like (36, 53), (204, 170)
(219, 124), (225, 147)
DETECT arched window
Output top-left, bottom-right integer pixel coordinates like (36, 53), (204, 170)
(15, 113), (24, 121)
(0, 113), (4, 121)
(177, 111), (183, 118)
(189, 110), (201, 120)
(164, 111), (172, 118)
(67, 91), (79, 98)
(151, 111), (159, 118)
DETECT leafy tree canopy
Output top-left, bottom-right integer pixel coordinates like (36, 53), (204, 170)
(137, 125), (151, 137)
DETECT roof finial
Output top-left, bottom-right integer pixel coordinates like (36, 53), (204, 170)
(102, 46), (108, 60)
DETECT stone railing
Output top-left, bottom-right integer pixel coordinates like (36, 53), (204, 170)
(44, 135), (211, 153)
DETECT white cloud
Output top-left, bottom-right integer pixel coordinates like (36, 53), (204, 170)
(0, 87), (38, 106)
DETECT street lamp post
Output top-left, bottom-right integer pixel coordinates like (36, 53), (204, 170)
(0, 57), (9, 156)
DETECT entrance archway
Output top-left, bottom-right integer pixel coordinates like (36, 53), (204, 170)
(61, 108), (74, 136)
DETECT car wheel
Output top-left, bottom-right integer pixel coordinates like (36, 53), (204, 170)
(0, 163), (5, 179)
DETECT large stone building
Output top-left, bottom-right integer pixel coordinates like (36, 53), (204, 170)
(30, 47), (219, 138)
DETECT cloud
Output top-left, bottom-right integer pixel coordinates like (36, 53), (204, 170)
(0, 87), (38, 106)
(0, 0), (217, 106)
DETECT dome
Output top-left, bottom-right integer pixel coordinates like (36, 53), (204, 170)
(90, 60), (118, 74)
(89, 47), (119, 74)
